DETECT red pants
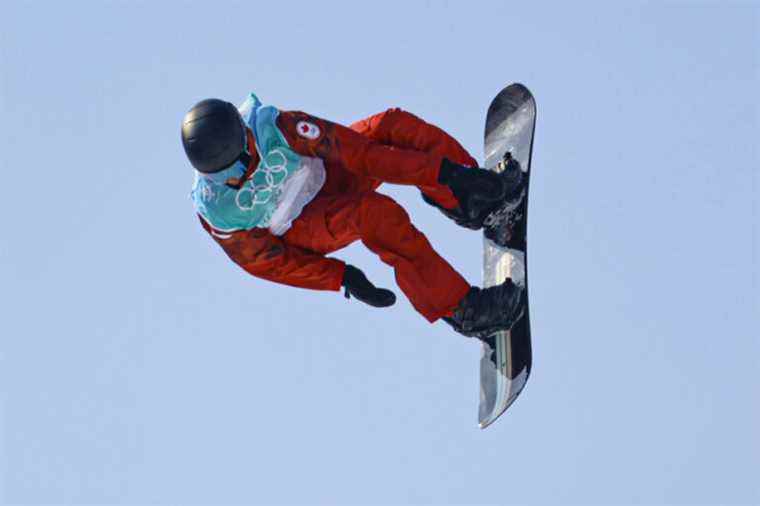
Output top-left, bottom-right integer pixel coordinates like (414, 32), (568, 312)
(282, 109), (474, 322)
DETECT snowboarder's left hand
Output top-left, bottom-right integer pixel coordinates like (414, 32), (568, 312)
(342, 264), (396, 308)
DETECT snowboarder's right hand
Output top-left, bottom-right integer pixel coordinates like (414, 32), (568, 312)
(342, 264), (396, 308)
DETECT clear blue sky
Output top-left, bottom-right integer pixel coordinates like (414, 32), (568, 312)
(2, 1), (758, 504)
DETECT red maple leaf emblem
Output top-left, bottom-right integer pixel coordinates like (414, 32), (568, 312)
(300, 123), (309, 133)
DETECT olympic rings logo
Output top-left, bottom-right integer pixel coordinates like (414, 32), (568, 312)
(235, 149), (291, 211)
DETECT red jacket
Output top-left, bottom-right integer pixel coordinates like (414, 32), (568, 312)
(198, 108), (477, 292)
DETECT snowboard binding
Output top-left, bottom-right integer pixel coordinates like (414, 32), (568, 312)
(483, 152), (527, 247)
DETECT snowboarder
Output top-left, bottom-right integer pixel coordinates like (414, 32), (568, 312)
(182, 93), (525, 338)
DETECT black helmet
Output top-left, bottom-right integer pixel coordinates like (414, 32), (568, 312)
(181, 98), (247, 173)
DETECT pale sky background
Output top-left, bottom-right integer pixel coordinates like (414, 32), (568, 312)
(1, 1), (758, 505)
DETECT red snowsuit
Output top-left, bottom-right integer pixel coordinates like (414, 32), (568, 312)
(199, 108), (475, 322)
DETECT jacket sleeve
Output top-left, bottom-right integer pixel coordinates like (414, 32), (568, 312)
(348, 108), (478, 168)
(276, 110), (443, 188)
(199, 215), (345, 291)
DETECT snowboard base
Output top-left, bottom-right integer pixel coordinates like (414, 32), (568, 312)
(478, 83), (536, 429)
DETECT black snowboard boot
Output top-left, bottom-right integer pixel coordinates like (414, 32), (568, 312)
(423, 157), (524, 230)
(443, 278), (525, 340)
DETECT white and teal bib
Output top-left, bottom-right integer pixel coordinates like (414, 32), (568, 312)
(191, 93), (325, 236)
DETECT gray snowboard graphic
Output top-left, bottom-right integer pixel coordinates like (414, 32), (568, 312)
(478, 83), (536, 428)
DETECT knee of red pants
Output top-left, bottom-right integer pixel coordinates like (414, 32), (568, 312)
(353, 191), (470, 322)
(353, 192), (411, 233)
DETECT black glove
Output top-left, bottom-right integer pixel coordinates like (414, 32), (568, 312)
(342, 264), (396, 308)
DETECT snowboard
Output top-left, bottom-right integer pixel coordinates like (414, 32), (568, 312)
(478, 83), (536, 429)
